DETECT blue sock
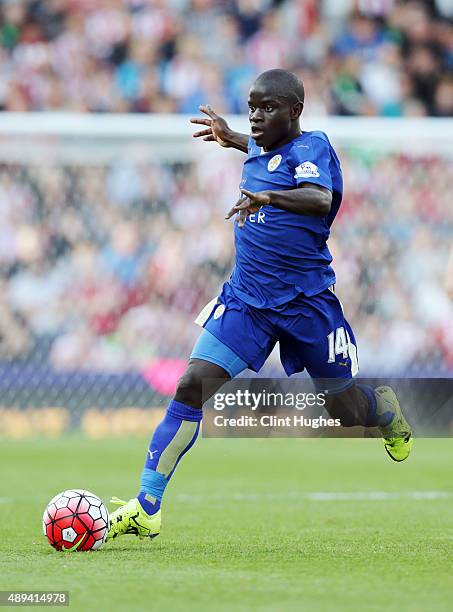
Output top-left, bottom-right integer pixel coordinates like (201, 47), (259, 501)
(357, 384), (393, 428)
(137, 399), (202, 515)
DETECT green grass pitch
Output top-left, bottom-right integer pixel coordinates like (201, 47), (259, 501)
(0, 436), (452, 611)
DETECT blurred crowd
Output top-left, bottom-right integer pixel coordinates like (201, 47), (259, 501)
(0, 0), (451, 382)
(0, 143), (451, 376)
(0, 0), (451, 117)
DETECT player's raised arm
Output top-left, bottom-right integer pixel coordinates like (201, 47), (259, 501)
(190, 105), (249, 153)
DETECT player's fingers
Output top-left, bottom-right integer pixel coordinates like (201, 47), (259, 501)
(241, 189), (270, 206)
(203, 135), (216, 141)
(192, 128), (213, 138)
(240, 188), (255, 200)
(190, 118), (211, 126)
(225, 206), (237, 219)
(233, 199), (250, 210)
(225, 198), (248, 218)
(199, 104), (218, 119)
(225, 196), (248, 218)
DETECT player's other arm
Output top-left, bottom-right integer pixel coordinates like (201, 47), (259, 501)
(266, 183), (332, 216)
(226, 184), (331, 227)
(190, 105), (249, 153)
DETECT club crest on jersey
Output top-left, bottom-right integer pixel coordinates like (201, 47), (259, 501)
(267, 154), (282, 172)
(213, 304), (225, 319)
(294, 161), (320, 178)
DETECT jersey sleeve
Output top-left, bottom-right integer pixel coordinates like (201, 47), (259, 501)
(290, 135), (332, 191)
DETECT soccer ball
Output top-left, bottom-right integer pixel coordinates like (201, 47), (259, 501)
(42, 489), (109, 551)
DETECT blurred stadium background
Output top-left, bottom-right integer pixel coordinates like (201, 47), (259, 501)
(0, 0), (451, 437)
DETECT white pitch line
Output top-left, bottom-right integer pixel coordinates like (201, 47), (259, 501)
(0, 491), (451, 506)
(306, 491), (453, 501)
(174, 491), (453, 503)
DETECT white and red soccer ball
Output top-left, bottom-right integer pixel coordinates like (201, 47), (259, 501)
(42, 489), (109, 551)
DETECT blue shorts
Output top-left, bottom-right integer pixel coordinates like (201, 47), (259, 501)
(193, 282), (358, 382)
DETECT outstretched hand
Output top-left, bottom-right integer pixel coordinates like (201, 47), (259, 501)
(190, 105), (231, 147)
(225, 189), (271, 228)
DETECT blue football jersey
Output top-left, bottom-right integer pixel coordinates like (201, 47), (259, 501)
(229, 130), (343, 308)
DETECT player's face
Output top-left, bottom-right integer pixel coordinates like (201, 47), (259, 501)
(248, 84), (294, 151)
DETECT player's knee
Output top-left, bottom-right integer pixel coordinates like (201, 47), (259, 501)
(174, 360), (230, 408)
(175, 367), (202, 407)
(324, 385), (368, 427)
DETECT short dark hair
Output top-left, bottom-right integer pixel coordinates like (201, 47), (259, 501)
(254, 69), (305, 105)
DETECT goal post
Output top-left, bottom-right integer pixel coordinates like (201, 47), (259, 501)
(0, 113), (451, 162)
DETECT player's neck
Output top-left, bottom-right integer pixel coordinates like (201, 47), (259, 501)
(263, 127), (302, 152)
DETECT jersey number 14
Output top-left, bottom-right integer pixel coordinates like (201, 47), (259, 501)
(327, 327), (348, 363)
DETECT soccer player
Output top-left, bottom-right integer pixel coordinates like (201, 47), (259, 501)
(107, 69), (413, 540)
